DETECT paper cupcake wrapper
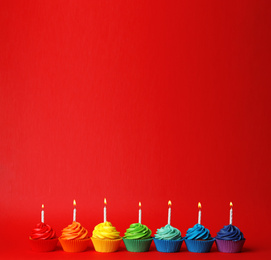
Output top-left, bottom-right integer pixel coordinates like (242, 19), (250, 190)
(29, 237), (58, 252)
(153, 238), (183, 253)
(215, 239), (245, 253)
(59, 237), (90, 252)
(184, 238), (215, 253)
(123, 238), (153, 252)
(91, 237), (122, 253)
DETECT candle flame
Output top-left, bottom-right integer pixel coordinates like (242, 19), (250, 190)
(73, 200), (76, 207)
(42, 204), (44, 209)
(139, 202), (141, 207)
(198, 202), (201, 209)
(168, 200), (172, 207)
(104, 198), (107, 205)
(230, 202), (233, 207)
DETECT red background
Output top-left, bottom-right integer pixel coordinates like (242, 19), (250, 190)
(0, 0), (271, 259)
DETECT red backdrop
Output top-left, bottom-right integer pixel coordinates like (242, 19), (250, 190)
(0, 0), (270, 259)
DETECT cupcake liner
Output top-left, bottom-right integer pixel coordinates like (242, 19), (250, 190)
(29, 237), (58, 252)
(123, 238), (153, 252)
(59, 237), (90, 252)
(91, 237), (122, 253)
(184, 238), (215, 253)
(153, 238), (183, 253)
(215, 239), (245, 253)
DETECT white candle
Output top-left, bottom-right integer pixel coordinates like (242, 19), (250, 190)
(229, 202), (233, 225)
(104, 198), (107, 222)
(138, 202), (142, 224)
(198, 202), (201, 224)
(168, 200), (172, 225)
(41, 204), (44, 223)
(73, 200), (76, 222)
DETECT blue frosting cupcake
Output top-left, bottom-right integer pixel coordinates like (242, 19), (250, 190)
(153, 224), (183, 253)
(216, 225), (244, 241)
(184, 224), (215, 253)
(215, 225), (245, 253)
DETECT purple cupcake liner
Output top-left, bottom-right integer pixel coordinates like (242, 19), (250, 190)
(153, 238), (183, 253)
(184, 238), (215, 253)
(215, 239), (245, 253)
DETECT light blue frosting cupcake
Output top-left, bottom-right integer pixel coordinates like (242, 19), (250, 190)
(185, 224), (211, 240)
(155, 224), (182, 240)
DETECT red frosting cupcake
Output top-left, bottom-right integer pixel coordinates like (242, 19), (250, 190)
(29, 222), (58, 252)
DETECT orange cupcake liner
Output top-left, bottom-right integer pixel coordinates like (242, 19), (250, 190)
(29, 237), (58, 252)
(91, 237), (122, 253)
(59, 237), (91, 252)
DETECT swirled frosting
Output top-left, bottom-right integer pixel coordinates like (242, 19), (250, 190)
(30, 222), (56, 240)
(60, 222), (89, 240)
(154, 224), (182, 240)
(92, 221), (121, 240)
(124, 223), (152, 239)
(216, 225), (244, 241)
(185, 224), (211, 240)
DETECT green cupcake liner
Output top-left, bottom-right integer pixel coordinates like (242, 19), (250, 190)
(123, 238), (153, 252)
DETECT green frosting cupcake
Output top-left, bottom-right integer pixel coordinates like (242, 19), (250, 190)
(124, 223), (152, 239)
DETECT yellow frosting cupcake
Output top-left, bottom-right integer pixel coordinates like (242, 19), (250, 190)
(91, 221), (122, 253)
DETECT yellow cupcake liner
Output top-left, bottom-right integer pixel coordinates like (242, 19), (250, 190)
(91, 237), (122, 253)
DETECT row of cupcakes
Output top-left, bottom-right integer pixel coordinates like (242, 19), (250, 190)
(29, 200), (245, 253)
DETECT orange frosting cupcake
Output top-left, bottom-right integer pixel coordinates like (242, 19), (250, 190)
(60, 221), (88, 240)
(59, 222), (90, 252)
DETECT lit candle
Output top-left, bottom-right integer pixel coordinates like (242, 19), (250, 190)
(73, 200), (76, 222)
(104, 198), (107, 222)
(198, 202), (201, 224)
(41, 204), (44, 223)
(229, 202), (233, 225)
(138, 202), (142, 224)
(168, 200), (172, 225)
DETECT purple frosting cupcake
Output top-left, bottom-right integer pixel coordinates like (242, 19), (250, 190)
(215, 225), (245, 253)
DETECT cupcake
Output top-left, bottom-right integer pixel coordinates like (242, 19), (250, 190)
(153, 224), (183, 253)
(91, 221), (122, 253)
(123, 223), (152, 252)
(59, 221), (90, 252)
(29, 222), (58, 252)
(184, 224), (215, 253)
(215, 225), (245, 253)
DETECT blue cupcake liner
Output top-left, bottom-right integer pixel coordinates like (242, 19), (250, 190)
(184, 238), (215, 253)
(153, 238), (183, 253)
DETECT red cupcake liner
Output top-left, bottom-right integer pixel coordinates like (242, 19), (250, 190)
(29, 237), (58, 252)
(215, 239), (245, 253)
(59, 237), (90, 252)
